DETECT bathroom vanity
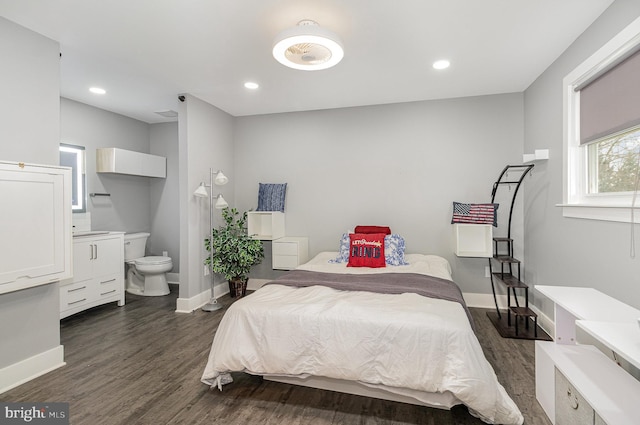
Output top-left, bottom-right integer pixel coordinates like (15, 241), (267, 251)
(60, 232), (125, 319)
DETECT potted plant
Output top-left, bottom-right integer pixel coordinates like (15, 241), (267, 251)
(204, 207), (264, 298)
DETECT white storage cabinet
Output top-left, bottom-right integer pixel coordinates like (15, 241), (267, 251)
(452, 223), (492, 257)
(96, 148), (166, 178)
(247, 211), (285, 240)
(60, 232), (125, 319)
(0, 161), (72, 294)
(273, 237), (309, 270)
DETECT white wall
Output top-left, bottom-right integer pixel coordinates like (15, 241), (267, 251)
(524, 0), (640, 314)
(178, 94), (234, 301)
(234, 94), (524, 295)
(0, 17), (61, 373)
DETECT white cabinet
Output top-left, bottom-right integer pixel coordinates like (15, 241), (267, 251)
(453, 224), (492, 257)
(273, 237), (309, 270)
(247, 211), (285, 240)
(555, 368), (596, 425)
(0, 161), (72, 294)
(96, 148), (166, 178)
(535, 286), (640, 425)
(60, 233), (124, 319)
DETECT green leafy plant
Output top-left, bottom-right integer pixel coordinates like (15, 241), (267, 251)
(204, 207), (264, 283)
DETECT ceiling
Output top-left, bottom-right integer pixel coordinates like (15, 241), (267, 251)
(0, 0), (614, 123)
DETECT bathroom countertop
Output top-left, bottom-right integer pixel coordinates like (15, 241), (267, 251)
(73, 231), (125, 237)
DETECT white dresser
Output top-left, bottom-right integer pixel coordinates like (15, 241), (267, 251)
(272, 237), (309, 270)
(60, 232), (125, 319)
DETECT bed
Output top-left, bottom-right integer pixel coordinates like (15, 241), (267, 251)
(201, 249), (524, 425)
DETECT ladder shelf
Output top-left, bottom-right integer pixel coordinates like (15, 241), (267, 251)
(486, 164), (548, 340)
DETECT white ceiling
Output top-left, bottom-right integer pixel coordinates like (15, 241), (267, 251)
(0, 0), (614, 123)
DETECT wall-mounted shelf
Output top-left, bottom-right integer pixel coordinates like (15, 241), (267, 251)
(96, 148), (166, 178)
(453, 223), (493, 257)
(247, 211), (285, 240)
(523, 149), (549, 163)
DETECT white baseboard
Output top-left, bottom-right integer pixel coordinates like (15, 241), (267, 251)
(175, 281), (230, 313)
(166, 272), (179, 285)
(0, 345), (65, 394)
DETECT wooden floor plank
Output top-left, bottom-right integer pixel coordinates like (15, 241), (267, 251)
(2, 287), (551, 424)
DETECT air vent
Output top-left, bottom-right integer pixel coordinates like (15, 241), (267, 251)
(154, 110), (178, 118)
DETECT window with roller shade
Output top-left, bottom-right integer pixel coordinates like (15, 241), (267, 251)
(562, 16), (640, 222)
(580, 50), (640, 195)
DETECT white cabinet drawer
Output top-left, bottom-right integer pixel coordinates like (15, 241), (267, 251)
(555, 367), (594, 425)
(273, 255), (300, 270)
(96, 275), (120, 299)
(60, 280), (92, 310)
(272, 237), (308, 270)
(273, 241), (298, 256)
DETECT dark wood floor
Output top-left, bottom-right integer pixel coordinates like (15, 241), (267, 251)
(3, 287), (551, 425)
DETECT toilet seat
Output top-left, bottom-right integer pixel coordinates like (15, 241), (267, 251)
(134, 256), (172, 266)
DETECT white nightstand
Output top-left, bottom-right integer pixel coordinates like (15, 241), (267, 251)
(273, 237), (309, 270)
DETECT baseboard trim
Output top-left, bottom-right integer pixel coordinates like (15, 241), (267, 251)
(175, 281), (230, 313)
(462, 292), (555, 338)
(0, 345), (65, 394)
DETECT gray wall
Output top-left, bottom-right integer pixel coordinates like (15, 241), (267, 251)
(149, 122), (180, 268)
(61, 98), (152, 233)
(178, 94), (234, 300)
(0, 17), (61, 369)
(234, 94), (525, 295)
(61, 100), (180, 271)
(524, 0), (640, 314)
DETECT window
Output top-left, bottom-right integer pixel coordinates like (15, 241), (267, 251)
(587, 126), (640, 195)
(562, 16), (640, 222)
(59, 143), (87, 213)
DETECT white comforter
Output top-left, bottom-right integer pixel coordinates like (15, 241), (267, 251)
(201, 252), (523, 425)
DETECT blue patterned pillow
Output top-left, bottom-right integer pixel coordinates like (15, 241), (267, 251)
(256, 183), (287, 212)
(330, 233), (409, 266)
(385, 234), (409, 266)
(329, 233), (351, 263)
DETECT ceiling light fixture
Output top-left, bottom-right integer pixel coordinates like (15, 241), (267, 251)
(272, 20), (344, 71)
(432, 60), (451, 70)
(89, 87), (106, 95)
(244, 82), (259, 90)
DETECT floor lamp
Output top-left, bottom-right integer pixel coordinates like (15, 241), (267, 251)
(194, 169), (229, 312)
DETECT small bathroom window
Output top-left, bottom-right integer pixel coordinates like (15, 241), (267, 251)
(59, 143), (87, 213)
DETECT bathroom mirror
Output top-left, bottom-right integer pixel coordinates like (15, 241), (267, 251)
(59, 143), (87, 213)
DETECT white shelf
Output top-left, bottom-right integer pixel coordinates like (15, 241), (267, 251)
(576, 321), (640, 371)
(523, 149), (549, 163)
(452, 223), (492, 258)
(247, 211), (285, 240)
(96, 147), (166, 178)
(534, 285), (640, 425)
(536, 341), (640, 425)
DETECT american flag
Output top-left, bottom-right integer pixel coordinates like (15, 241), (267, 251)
(451, 202), (498, 226)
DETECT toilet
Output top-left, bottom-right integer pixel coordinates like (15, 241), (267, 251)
(124, 232), (172, 296)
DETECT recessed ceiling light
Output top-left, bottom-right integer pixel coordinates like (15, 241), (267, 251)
(244, 82), (259, 90)
(89, 87), (106, 95)
(273, 20), (344, 71)
(432, 60), (450, 70)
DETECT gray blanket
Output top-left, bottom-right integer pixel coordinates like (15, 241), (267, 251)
(265, 270), (475, 329)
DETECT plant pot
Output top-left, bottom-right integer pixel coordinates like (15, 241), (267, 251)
(228, 278), (248, 298)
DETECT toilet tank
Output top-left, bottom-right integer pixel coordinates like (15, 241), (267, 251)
(124, 232), (150, 261)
